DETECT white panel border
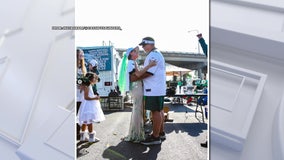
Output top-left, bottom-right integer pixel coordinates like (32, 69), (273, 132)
(19, 30), (74, 144)
(45, 106), (75, 158)
(211, 66), (245, 112)
(210, 60), (267, 151)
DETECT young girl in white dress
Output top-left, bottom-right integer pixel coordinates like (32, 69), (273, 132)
(77, 72), (105, 142)
(119, 46), (156, 143)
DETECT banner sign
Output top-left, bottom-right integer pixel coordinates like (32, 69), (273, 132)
(80, 46), (112, 71)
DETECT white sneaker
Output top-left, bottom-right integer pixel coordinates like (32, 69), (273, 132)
(89, 131), (100, 142)
(80, 131), (89, 141)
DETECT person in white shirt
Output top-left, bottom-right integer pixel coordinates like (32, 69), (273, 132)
(137, 37), (167, 145)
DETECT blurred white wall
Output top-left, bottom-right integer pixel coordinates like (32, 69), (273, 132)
(211, 0), (284, 160)
(0, 0), (75, 159)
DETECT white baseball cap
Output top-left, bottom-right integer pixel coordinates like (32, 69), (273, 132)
(125, 46), (139, 57)
(89, 59), (98, 67)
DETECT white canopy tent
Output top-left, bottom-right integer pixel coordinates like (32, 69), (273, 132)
(165, 63), (191, 77)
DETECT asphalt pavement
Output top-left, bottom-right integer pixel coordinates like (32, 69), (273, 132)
(77, 103), (208, 160)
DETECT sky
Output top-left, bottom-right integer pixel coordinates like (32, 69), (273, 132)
(75, 0), (209, 53)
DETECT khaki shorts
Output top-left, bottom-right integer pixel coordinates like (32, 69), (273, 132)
(144, 96), (164, 111)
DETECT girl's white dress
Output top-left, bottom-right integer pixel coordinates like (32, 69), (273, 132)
(77, 85), (105, 125)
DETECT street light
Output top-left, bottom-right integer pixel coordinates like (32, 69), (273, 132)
(188, 29), (200, 53)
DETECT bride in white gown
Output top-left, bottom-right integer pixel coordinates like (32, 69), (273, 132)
(118, 46), (156, 143)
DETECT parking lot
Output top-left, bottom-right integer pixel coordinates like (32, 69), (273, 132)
(77, 103), (208, 160)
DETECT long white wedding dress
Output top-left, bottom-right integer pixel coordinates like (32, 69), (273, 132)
(123, 80), (145, 143)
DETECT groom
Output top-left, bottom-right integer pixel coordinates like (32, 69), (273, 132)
(136, 37), (166, 145)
